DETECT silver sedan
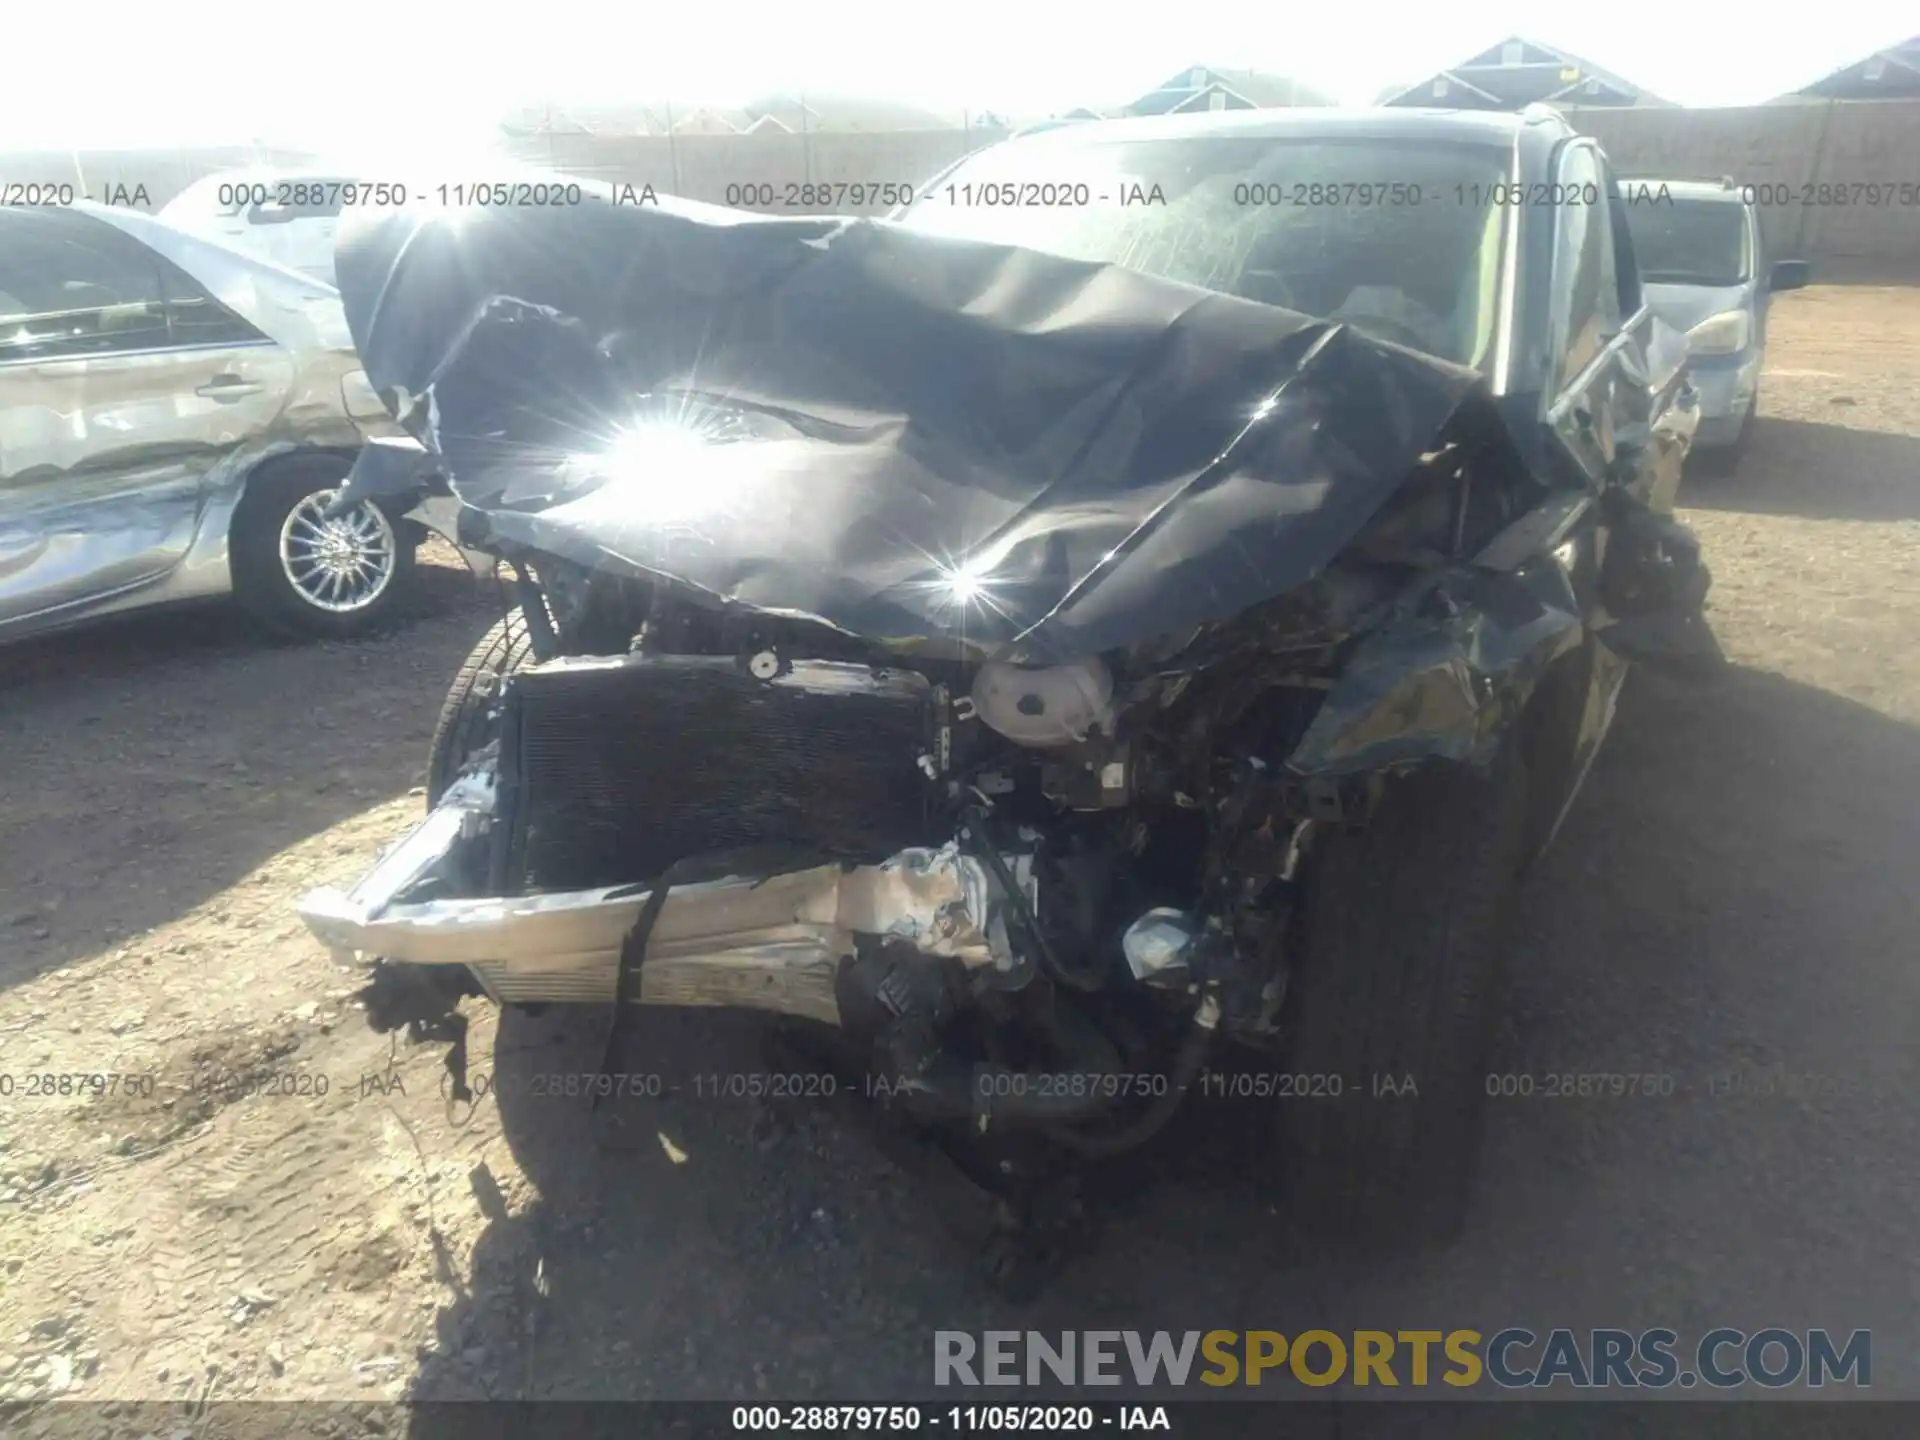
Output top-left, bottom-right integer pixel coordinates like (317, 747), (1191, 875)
(0, 201), (436, 642)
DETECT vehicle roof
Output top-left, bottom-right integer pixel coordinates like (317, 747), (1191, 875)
(43, 199), (342, 293)
(1002, 105), (1569, 149)
(1619, 178), (1751, 204)
(12, 198), (164, 238)
(161, 165), (361, 213)
(179, 164), (360, 184)
(58, 198), (207, 246)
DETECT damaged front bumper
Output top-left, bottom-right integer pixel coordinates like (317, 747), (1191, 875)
(298, 773), (1036, 1022)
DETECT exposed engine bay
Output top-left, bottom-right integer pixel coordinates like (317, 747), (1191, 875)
(313, 556), (1405, 1131)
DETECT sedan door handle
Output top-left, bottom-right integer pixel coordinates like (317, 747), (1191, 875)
(195, 375), (265, 401)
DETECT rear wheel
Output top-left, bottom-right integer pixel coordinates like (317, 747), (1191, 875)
(1268, 744), (1530, 1249)
(427, 609), (536, 803)
(230, 455), (415, 638)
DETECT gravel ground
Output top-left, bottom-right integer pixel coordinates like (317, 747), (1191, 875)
(0, 284), (1915, 1424)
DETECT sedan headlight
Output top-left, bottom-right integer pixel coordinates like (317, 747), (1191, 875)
(1686, 309), (1752, 357)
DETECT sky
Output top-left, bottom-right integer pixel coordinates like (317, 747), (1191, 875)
(5, 0), (1912, 151)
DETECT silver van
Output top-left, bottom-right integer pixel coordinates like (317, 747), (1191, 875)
(1621, 177), (1809, 461)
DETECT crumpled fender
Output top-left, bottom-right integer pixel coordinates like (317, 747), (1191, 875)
(1287, 561), (1586, 779)
(334, 433), (435, 507)
(326, 434), (469, 552)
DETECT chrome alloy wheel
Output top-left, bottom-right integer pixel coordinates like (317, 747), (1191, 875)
(277, 490), (398, 613)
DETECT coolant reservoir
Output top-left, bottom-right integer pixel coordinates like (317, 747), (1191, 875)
(969, 657), (1114, 748)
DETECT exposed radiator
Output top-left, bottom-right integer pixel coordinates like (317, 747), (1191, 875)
(495, 655), (934, 892)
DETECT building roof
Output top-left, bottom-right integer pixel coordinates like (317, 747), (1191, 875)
(499, 94), (973, 137)
(1382, 36), (1670, 109)
(1783, 35), (1920, 98)
(1123, 65), (1339, 116)
(1001, 104), (1562, 152)
(670, 107), (751, 134)
(740, 94), (968, 130)
(498, 102), (673, 136)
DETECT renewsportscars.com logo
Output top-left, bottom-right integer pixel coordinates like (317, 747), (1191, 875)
(933, 1329), (1871, 1390)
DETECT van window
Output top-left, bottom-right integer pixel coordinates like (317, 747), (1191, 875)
(1623, 198), (1751, 287)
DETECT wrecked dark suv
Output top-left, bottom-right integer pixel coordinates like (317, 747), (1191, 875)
(301, 105), (1714, 1266)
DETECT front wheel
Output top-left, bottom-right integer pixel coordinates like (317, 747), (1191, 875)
(427, 609), (537, 803)
(1691, 395), (1757, 479)
(1724, 392), (1758, 466)
(1267, 745), (1531, 1250)
(229, 456), (415, 638)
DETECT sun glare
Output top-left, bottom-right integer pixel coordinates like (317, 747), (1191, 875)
(572, 417), (762, 524)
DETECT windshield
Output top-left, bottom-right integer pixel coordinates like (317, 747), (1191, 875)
(900, 134), (1511, 370)
(1624, 197), (1750, 287)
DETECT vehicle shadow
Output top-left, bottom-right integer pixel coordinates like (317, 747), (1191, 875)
(1682, 417), (1920, 523)
(0, 560), (494, 993)
(402, 661), (1920, 1414)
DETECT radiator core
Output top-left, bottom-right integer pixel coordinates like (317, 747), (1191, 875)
(495, 655), (934, 892)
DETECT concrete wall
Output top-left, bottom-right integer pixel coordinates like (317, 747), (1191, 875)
(8, 103), (1915, 275)
(511, 110), (1919, 272)
(1567, 100), (1920, 276)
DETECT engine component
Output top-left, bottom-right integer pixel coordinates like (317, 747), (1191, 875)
(1122, 908), (1199, 986)
(1041, 747), (1131, 810)
(969, 657), (1114, 748)
(1043, 992), (1221, 1157)
(495, 655), (933, 891)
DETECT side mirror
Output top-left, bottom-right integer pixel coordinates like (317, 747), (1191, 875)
(1768, 259), (1810, 293)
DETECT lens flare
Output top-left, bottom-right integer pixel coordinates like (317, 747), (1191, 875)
(568, 410), (773, 524)
(945, 569), (985, 605)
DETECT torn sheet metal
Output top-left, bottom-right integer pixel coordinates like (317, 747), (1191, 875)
(1287, 563), (1585, 778)
(331, 198), (1523, 663)
(298, 830), (1036, 1024)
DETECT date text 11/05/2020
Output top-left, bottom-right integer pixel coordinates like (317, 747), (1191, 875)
(3, 1066), (1873, 1105)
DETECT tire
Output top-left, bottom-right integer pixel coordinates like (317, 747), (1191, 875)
(1724, 393), (1758, 467)
(427, 609), (537, 804)
(1692, 396), (1757, 480)
(229, 454), (416, 638)
(1269, 744), (1530, 1250)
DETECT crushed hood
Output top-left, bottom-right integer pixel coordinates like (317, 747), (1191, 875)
(334, 195), (1511, 662)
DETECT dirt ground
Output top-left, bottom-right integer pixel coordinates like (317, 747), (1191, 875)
(1, 286), (1917, 1423)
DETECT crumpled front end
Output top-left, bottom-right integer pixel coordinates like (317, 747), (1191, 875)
(301, 190), (1719, 1147)
(300, 660), (1038, 1023)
